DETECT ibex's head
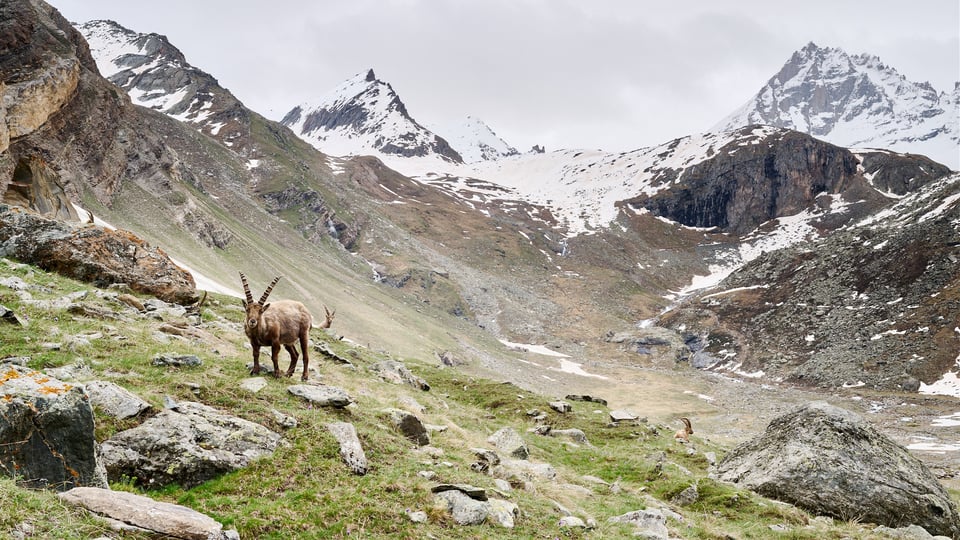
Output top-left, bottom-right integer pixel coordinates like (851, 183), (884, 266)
(240, 273), (281, 331)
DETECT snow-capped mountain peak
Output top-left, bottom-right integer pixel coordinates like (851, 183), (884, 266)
(76, 19), (250, 149)
(439, 115), (519, 163)
(280, 69), (463, 163)
(714, 42), (959, 169)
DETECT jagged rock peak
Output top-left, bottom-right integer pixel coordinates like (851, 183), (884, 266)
(280, 69), (463, 163)
(714, 42), (959, 169)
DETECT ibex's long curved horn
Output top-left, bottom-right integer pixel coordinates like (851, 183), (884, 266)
(259, 276), (282, 305)
(239, 272), (254, 304)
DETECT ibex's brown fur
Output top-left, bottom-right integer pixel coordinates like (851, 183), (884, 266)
(674, 417), (693, 442)
(240, 273), (317, 381)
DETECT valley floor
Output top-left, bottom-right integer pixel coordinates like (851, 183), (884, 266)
(461, 344), (960, 491)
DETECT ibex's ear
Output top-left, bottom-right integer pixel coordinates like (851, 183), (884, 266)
(242, 299), (248, 308)
(262, 303), (271, 312)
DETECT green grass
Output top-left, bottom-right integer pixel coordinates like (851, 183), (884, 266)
(0, 258), (949, 539)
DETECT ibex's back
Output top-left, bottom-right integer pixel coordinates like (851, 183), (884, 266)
(249, 300), (313, 345)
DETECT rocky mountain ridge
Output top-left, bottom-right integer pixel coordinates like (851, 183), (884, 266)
(714, 42), (959, 169)
(280, 68), (464, 162)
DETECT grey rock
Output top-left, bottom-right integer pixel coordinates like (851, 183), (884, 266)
(151, 353), (202, 367)
(492, 458), (557, 486)
(670, 484), (699, 506)
(44, 361), (95, 381)
(716, 402), (960, 538)
(325, 422), (367, 475)
(872, 524), (952, 539)
(548, 400), (571, 413)
(487, 427), (529, 459)
(397, 395), (426, 414)
(59, 487), (235, 540)
(431, 483), (487, 501)
(565, 394), (608, 406)
(288, 384), (352, 408)
(83, 380), (151, 419)
(239, 377), (268, 393)
(381, 408), (430, 446)
(550, 428), (590, 445)
(608, 508), (669, 539)
(406, 510), (428, 524)
(487, 498), (520, 528)
(0, 304), (24, 325)
(609, 409), (637, 423)
(370, 360), (429, 391)
(0, 365), (107, 490)
(271, 409), (297, 429)
(433, 490), (488, 525)
(100, 401), (282, 489)
(558, 516), (587, 528)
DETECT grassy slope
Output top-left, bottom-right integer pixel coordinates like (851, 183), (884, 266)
(1, 260), (950, 539)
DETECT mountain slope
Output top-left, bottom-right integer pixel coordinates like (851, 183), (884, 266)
(714, 42), (959, 169)
(280, 69), (463, 162)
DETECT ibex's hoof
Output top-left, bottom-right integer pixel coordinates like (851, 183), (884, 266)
(272, 372), (282, 379)
(283, 370), (295, 378)
(250, 367), (261, 375)
(300, 375), (309, 382)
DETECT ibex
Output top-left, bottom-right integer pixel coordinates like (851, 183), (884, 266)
(674, 417), (693, 442)
(240, 273), (334, 381)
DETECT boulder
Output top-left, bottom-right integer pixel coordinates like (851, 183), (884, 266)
(288, 384), (352, 408)
(487, 498), (520, 528)
(0, 365), (107, 490)
(431, 483), (487, 501)
(565, 394), (608, 406)
(550, 428), (590, 445)
(326, 422), (367, 475)
(548, 400), (571, 413)
(433, 489), (488, 525)
(716, 402), (960, 538)
(488, 427), (529, 459)
(83, 380), (152, 419)
(100, 401), (282, 489)
(381, 408), (429, 446)
(608, 508), (669, 539)
(59, 487), (238, 540)
(370, 360), (429, 391)
(609, 409), (638, 423)
(0, 204), (197, 304)
(152, 353), (202, 368)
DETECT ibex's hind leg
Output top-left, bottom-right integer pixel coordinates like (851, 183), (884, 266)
(284, 344), (299, 378)
(299, 333), (310, 381)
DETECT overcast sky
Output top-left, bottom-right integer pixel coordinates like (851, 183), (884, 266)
(54, 0), (959, 154)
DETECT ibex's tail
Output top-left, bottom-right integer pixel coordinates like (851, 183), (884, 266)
(259, 276), (282, 305)
(239, 272), (254, 304)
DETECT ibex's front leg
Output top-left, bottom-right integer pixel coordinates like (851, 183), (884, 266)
(299, 333), (310, 381)
(284, 344), (299, 378)
(250, 344), (262, 375)
(270, 344), (282, 378)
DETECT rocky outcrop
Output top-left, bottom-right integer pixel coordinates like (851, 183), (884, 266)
(59, 487), (238, 540)
(487, 427), (529, 460)
(663, 173), (960, 391)
(370, 359), (430, 391)
(625, 128), (864, 234)
(100, 400), (282, 489)
(288, 384), (353, 408)
(0, 365), (107, 490)
(0, 204), (197, 304)
(716, 402), (960, 538)
(83, 380), (152, 419)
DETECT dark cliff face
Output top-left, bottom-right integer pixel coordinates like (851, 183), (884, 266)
(624, 128), (862, 234)
(858, 151), (952, 195)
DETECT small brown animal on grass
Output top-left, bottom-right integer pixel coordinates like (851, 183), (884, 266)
(240, 273), (320, 381)
(674, 417), (693, 442)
